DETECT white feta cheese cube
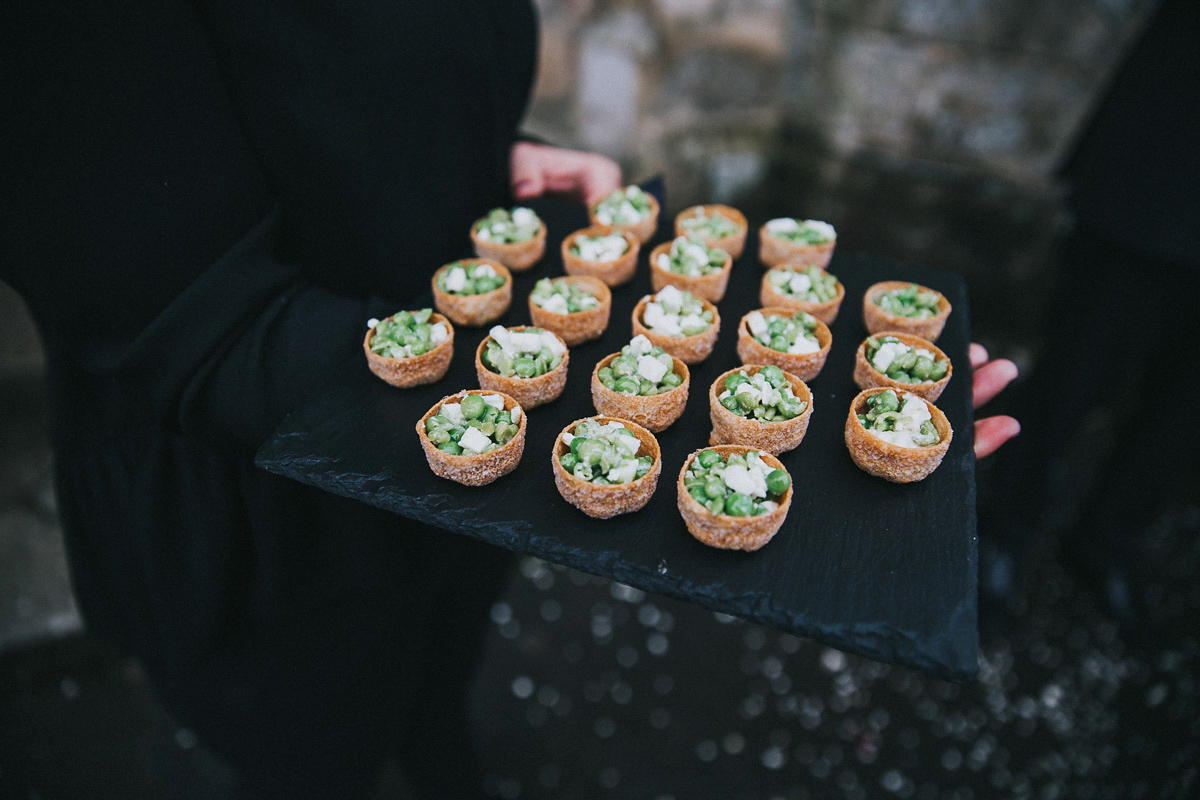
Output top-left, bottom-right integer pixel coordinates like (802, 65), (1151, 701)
(637, 355), (669, 384)
(481, 394), (504, 409)
(607, 461), (638, 484)
(721, 463), (767, 498)
(678, 314), (707, 335)
(458, 426), (492, 455)
(613, 432), (640, 457)
(746, 311), (768, 337)
(803, 219), (836, 240)
(900, 393), (931, 423)
(628, 334), (653, 355)
(540, 293), (568, 314)
(540, 331), (566, 357)
(766, 217), (800, 234)
(439, 402), (464, 425)
(509, 331), (543, 353)
(643, 302), (681, 336)
(654, 284), (684, 311)
(871, 341), (905, 372)
(445, 266), (467, 292)
(787, 337), (821, 355)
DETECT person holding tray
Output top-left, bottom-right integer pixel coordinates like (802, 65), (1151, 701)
(2, 2), (1017, 798)
(3, 3), (618, 798)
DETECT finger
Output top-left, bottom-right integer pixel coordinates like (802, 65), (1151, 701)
(511, 169), (544, 200)
(972, 358), (1018, 409)
(509, 141), (546, 199)
(974, 415), (1021, 459)
(969, 342), (988, 369)
(579, 158), (622, 206)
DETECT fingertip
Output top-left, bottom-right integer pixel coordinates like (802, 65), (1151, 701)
(512, 179), (538, 200)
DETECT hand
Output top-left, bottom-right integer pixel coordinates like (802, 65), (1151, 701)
(969, 342), (1020, 460)
(510, 141), (622, 206)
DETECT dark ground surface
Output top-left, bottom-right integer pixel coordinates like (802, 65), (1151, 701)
(2, 154), (1198, 798)
(1, 523), (1198, 800)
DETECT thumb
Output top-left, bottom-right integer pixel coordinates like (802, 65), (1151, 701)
(511, 163), (544, 201)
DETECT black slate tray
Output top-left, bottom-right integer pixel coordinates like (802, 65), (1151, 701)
(256, 191), (979, 682)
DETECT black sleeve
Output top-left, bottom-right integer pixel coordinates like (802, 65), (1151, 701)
(189, 0), (538, 298)
(3, 0), (536, 453)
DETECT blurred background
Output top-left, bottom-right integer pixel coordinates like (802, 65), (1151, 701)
(3, 0), (1196, 798)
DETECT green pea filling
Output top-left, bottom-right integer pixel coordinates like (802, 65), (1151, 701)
(597, 335), (681, 397)
(678, 208), (740, 241)
(856, 390), (940, 448)
(656, 236), (726, 276)
(425, 394), (520, 455)
(436, 260), (506, 296)
(558, 418), (654, 485)
(864, 336), (949, 384)
(718, 367), (807, 422)
(874, 284), (942, 319)
(640, 286), (712, 337)
(368, 308), (448, 359)
(746, 310), (820, 354)
(682, 449), (790, 517)
(764, 218), (835, 245)
(591, 186), (654, 226)
(482, 326), (565, 379)
(765, 266), (839, 303)
(530, 278), (600, 314)
(568, 232), (630, 262)
(473, 207), (542, 244)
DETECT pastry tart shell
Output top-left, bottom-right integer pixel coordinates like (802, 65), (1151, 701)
(673, 204), (748, 260)
(630, 294), (720, 365)
(588, 193), (660, 244)
(844, 388), (953, 483)
(853, 331), (952, 402)
(758, 266), (845, 326)
(475, 326), (569, 409)
(735, 307), (833, 382)
(648, 241), (733, 303)
(363, 312), (454, 388)
(471, 222), (546, 272)
(527, 275), (612, 346)
(758, 225), (836, 269)
(561, 226), (640, 287)
(862, 281), (952, 342)
(431, 259), (513, 327)
(552, 416), (662, 518)
(590, 352), (689, 433)
(708, 365), (813, 456)
(417, 389), (526, 486)
(677, 445), (792, 552)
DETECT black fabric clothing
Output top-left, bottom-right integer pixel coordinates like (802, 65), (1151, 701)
(979, 0), (1200, 635)
(3, 1), (538, 795)
(1060, 0), (1200, 268)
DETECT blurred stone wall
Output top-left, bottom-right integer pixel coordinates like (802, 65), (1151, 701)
(528, 0), (1156, 353)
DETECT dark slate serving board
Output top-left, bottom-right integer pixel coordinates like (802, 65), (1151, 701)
(256, 190), (979, 682)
